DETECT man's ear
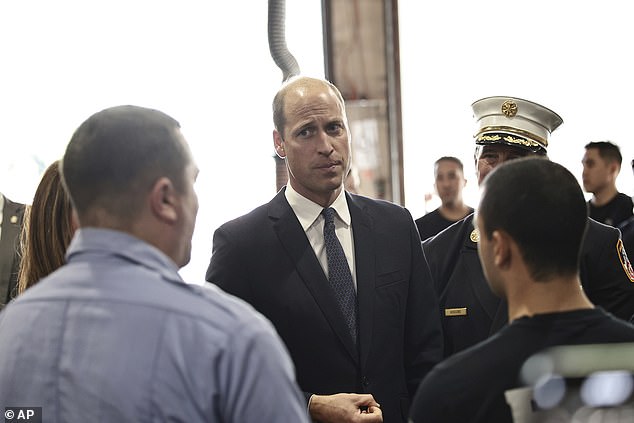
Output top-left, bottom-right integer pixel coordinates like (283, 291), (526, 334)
(492, 230), (511, 269)
(150, 177), (178, 224)
(70, 208), (80, 232)
(273, 129), (285, 158)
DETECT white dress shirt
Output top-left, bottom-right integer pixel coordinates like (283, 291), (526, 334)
(285, 184), (357, 289)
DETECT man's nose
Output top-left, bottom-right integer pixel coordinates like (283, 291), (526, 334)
(317, 131), (334, 153)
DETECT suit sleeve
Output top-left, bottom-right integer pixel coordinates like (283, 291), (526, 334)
(404, 211), (444, 398)
(581, 219), (634, 321)
(205, 225), (255, 306)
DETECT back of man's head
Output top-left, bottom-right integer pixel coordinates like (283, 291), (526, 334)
(61, 105), (187, 226)
(478, 158), (588, 281)
(585, 141), (623, 167)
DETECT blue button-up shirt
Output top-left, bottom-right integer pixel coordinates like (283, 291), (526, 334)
(0, 228), (308, 423)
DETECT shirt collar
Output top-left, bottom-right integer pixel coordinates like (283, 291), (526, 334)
(285, 184), (351, 231)
(66, 227), (184, 284)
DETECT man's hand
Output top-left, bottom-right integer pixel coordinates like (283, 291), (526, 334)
(309, 393), (383, 422)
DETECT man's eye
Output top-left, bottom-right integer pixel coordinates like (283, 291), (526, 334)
(297, 128), (313, 138)
(327, 124), (344, 134)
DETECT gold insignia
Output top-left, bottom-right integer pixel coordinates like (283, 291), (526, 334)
(470, 229), (480, 243)
(445, 307), (467, 316)
(478, 134), (502, 142)
(477, 134), (540, 148)
(502, 135), (540, 148)
(501, 100), (518, 118)
(476, 126), (549, 148)
(616, 239), (634, 283)
(10, 215), (18, 224)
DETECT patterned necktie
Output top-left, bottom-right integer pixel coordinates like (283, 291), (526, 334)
(322, 207), (358, 344)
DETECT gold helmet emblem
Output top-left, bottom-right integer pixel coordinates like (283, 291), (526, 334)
(501, 100), (518, 118)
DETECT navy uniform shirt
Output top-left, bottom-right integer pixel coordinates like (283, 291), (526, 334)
(415, 207), (474, 242)
(588, 192), (633, 227)
(424, 213), (634, 358)
(0, 194), (25, 309)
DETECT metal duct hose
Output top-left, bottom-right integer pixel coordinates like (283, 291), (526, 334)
(268, 0), (300, 81)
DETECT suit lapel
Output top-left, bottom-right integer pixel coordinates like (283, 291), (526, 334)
(347, 194), (375, 369)
(269, 190), (359, 362)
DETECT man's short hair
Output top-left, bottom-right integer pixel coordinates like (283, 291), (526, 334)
(61, 105), (187, 222)
(272, 76), (346, 137)
(478, 157), (588, 281)
(584, 141), (623, 166)
(435, 156), (464, 172)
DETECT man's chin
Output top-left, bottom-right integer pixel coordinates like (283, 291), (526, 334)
(322, 177), (345, 191)
(177, 249), (192, 269)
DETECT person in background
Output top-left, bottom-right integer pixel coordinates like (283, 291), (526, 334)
(206, 76), (443, 423)
(415, 156), (473, 241)
(582, 141), (633, 227)
(424, 96), (634, 359)
(0, 105), (309, 423)
(0, 192), (25, 309)
(410, 158), (634, 423)
(17, 160), (75, 294)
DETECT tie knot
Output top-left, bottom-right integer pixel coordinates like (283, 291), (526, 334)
(322, 207), (336, 225)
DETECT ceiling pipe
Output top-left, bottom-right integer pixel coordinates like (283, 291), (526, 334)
(268, 0), (301, 82)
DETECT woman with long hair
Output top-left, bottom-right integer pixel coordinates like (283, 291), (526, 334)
(17, 160), (75, 294)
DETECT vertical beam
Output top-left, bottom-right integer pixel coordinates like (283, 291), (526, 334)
(321, 0), (335, 82)
(384, 0), (404, 204)
(320, 0), (404, 204)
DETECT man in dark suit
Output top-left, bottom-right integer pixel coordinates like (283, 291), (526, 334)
(424, 96), (634, 358)
(0, 193), (25, 309)
(206, 76), (443, 423)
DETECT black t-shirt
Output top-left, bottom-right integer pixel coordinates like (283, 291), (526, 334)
(415, 207), (474, 241)
(588, 192), (633, 227)
(410, 308), (634, 423)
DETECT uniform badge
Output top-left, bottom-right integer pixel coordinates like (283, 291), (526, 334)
(501, 100), (518, 118)
(470, 229), (480, 243)
(10, 215), (18, 224)
(616, 239), (634, 283)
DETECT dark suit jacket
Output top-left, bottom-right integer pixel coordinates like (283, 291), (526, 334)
(424, 213), (634, 358)
(0, 196), (25, 309)
(206, 189), (443, 423)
